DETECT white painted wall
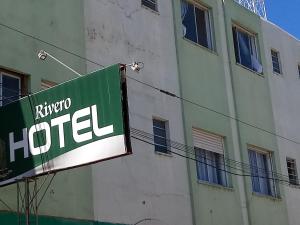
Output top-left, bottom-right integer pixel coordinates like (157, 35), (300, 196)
(261, 19), (300, 225)
(84, 1), (193, 225)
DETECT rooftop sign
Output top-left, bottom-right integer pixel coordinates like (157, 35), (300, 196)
(0, 64), (131, 186)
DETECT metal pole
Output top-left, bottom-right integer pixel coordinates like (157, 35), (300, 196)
(17, 181), (20, 225)
(35, 179), (38, 225)
(25, 178), (30, 225)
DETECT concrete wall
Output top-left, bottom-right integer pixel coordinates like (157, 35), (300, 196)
(0, 0), (94, 221)
(84, 1), (193, 225)
(172, 0), (289, 224)
(261, 19), (300, 225)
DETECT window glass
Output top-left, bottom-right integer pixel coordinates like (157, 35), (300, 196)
(271, 50), (281, 74)
(153, 119), (169, 154)
(248, 149), (277, 196)
(233, 27), (262, 73)
(1, 74), (20, 106)
(196, 148), (228, 186)
(286, 158), (298, 185)
(181, 0), (213, 50)
(182, 2), (198, 43)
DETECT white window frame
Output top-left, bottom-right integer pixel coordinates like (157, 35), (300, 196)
(286, 158), (299, 186)
(0, 72), (21, 107)
(232, 25), (262, 74)
(271, 49), (282, 74)
(193, 128), (229, 187)
(181, 0), (214, 50)
(152, 118), (170, 154)
(248, 146), (278, 197)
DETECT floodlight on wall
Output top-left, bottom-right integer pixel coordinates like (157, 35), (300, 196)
(37, 50), (82, 77)
(128, 61), (144, 73)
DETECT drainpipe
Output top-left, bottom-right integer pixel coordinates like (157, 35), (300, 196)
(218, 1), (250, 225)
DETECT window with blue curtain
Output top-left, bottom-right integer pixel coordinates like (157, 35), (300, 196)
(196, 148), (228, 187)
(248, 149), (276, 196)
(232, 26), (262, 73)
(181, 0), (214, 50)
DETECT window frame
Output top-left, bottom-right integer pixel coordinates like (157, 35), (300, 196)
(181, 0), (215, 51)
(195, 147), (229, 187)
(232, 25), (262, 74)
(297, 64), (300, 79)
(0, 71), (25, 107)
(286, 158), (299, 186)
(141, 0), (158, 12)
(271, 49), (282, 75)
(248, 147), (278, 197)
(193, 128), (229, 187)
(152, 118), (170, 155)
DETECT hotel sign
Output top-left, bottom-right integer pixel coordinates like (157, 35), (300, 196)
(0, 64), (131, 186)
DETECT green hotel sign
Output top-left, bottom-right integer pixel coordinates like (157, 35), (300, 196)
(0, 64), (131, 186)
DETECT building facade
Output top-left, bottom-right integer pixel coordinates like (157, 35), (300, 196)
(0, 0), (193, 225)
(0, 0), (299, 225)
(172, 0), (289, 224)
(261, 19), (300, 225)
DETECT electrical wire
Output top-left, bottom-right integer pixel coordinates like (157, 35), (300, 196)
(130, 127), (299, 188)
(130, 127), (290, 181)
(0, 20), (299, 190)
(1, 20), (300, 148)
(0, 22), (105, 69)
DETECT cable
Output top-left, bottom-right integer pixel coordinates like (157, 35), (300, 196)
(131, 127), (291, 181)
(1, 20), (300, 148)
(127, 76), (300, 146)
(0, 22), (105, 69)
(131, 135), (293, 191)
(131, 127), (299, 188)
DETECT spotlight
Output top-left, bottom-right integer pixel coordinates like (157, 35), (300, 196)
(38, 50), (47, 60)
(129, 61), (144, 73)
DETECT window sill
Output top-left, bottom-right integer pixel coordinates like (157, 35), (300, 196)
(182, 38), (217, 56)
(197, 180), (233, 192)
(252, 192), (281, 201)
(141, 5), (160, 15)
(155, 150), (173, 157)
(235, 63), (264, 77)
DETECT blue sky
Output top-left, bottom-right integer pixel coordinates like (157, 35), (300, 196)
(265, 1), (300, 39)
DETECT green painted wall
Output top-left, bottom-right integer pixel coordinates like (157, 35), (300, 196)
(172, 0), (289, 224)
(0, 0), (93, 221)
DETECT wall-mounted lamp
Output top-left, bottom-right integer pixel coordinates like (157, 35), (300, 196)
(128, 61), (144, 73)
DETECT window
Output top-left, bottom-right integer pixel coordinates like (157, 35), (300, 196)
(297, 64), (300, 78)
(232, 26), (262, 73)
(193, 128), (228, 186)
(181, 0), (214, 50)
(286, 158), (298, 185)
(248, 148), (277, 197)
(0, 70), (27, 107)
(41, 79), (57, 90)
(271, 49), (281, 74)
(153, 118), (169, 154)
(142, 0), (158, 11)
